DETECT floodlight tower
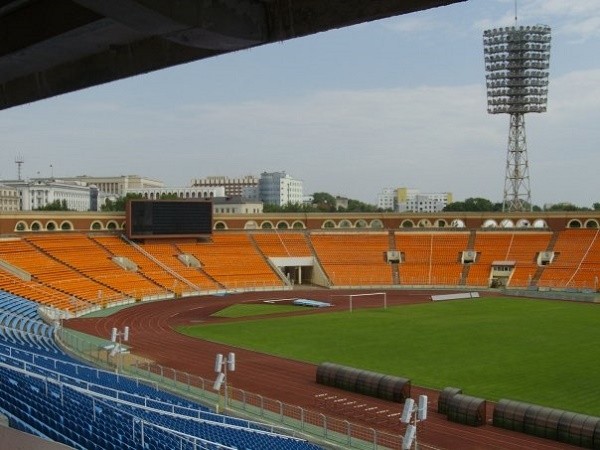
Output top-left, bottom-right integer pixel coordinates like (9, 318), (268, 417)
(483, 24), (551, 212)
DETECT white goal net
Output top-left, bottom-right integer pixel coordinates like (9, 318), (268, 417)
(330, 292), (387, 312)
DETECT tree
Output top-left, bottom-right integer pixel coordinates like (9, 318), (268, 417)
(101, 193), (144, 212)
(312, 192), (337, 212)
(35, 199), (70, 211)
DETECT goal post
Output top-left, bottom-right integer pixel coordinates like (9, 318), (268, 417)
(331, 292), (387, 312)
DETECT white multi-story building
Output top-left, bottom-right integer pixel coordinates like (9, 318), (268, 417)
(0, 184), (19, 211)
(258, 171), (303, 207)
(190, 175), (258, 197)
(377, 188), (396, 210)
(62, 175), (164, 197)
(396, 187), (452, 213)
(2, 179), (104, 211)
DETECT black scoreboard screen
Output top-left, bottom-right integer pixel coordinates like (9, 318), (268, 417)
(125, 200), (212, 239)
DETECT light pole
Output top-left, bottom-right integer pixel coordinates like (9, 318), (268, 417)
(109, 326), (129, 373)
(213, 352), (235, 412)
(401, 395), (428, 450)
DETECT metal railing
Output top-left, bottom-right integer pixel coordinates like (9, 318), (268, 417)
(57, 327), (417, 450)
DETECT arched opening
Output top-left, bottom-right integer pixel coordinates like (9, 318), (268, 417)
(355, 219), (368, 228)
(516, 219), (531, 228)
(15, 221), (27, 232)
(370, 219), (384, 229)
(106, 221), (118, 230)
(292, 221), (305, 229)
(60, 221), (73, 231)
(46, 221), (57, 231)
(338, 220), (352, 228)
(451, 219), (466, 228)
(91, 221), (102, 230)
(322, 220), (336, 229)
(214, 221), (227, 230)
(244, 220), (258, 230)
(483, 219), (497, 228)
(533, 219), (548, 229)
(276, 221), (289, 230)
(30, 221), (42, 231)
(401, 220), (414, 228)
(435, 219), (447, 228)
(500, 219), (514, 228)
(567, 219), (582, 228)
(261, 221), (274, 229)
(585, 219), (599, 229)
(418, 219), (432, 228)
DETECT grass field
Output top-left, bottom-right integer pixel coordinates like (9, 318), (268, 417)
(177, 297), (600, 416)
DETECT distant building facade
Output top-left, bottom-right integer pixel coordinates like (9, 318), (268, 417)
(1, 179), (104, 211)
(125, 186), (225, 199)
(213, 196), (263, 214)
(0, 184), (19, 211)
(258, 171), (303, 206)
(396, 187), (453, 213)
(377, 188), (396, 210)
(190, 175), (258, 197)
(62, 175), (164, 197)
(377, 187), (452, 212)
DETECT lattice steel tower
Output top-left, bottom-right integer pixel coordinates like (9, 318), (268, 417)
(483, 25), (551, 212)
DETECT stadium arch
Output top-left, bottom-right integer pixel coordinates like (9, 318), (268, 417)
(483, 219), (498, 228)
(59, 221), (73, 231)
(291, 221), (305, 229)
(450, 219), (466, 228)
(276, 221), (289, 230)
(214, 221), (228, 230)
(14, 221), (27, 232)
(568, 219), (582, 228)
(370, 219), (384, 229)
(90, 221), (103, 231)
(322, 220), (336, 229)
(533, 219), (548, 228)
(338, 219), (352, 228)
(500, 219), (514, 228)
(261, 221), (274, 229)
(516, 219), (531, 228)
(355, 219), (368, 228)
(244, 220), (259, 229)
(585, 219), (599, 229)
(30, 221), (42, 231)
(106, 220), (119, 230)
(401, 220), (415, 228)
(418, 219), (432, 228)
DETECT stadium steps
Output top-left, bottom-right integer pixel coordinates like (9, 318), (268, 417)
(459, 230), (476, 287)
(529, 230), (560, 286)
(171, 242), (227, 290)
(388, 231), (400, 285)
(304, 232), (333, 287)
(23, 237), (127, 300)
(247, 234), (291, 287)
(90, 235), (175, 295)
(123, 236), (207, 293)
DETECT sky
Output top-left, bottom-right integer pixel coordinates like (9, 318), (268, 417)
(2, 0), (600, 207)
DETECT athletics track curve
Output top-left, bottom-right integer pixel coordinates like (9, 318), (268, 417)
(66, 289), (580, 450)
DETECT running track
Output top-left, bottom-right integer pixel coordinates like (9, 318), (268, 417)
(66, 289), (581, 450)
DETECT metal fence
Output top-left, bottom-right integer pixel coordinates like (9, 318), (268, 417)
(57, 327), (417, 450)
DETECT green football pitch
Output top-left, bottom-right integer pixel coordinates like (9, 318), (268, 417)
(177, 297), (600, 416)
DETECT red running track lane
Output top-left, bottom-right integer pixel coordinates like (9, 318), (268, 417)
(65, 289), (580, 450)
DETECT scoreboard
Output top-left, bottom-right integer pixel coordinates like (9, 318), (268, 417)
(125, 200), (212, 239)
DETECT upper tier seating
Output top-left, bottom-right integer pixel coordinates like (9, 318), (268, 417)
(396, 232), (470, 286)
(310, 232), (393, 285)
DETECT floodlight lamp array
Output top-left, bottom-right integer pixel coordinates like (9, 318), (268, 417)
(483, 25), (551, 114)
